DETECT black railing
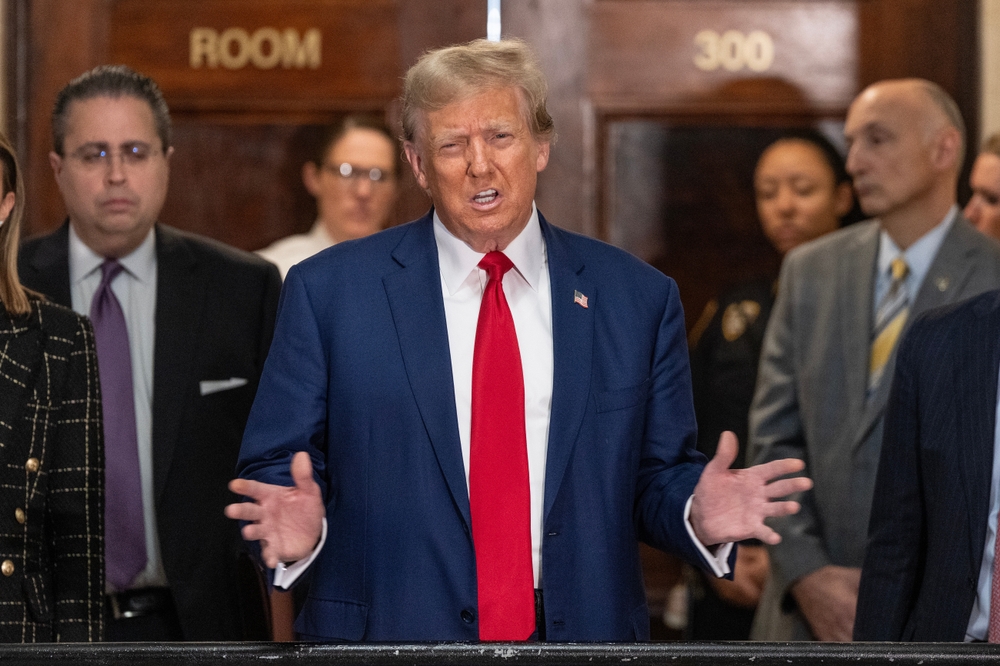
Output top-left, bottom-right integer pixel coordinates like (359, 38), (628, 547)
(0, 642), (994, 665)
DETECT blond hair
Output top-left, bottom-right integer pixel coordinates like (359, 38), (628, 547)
(401, 38), (555, 144)
(981, 132), (1000, 159)
(0, 131), (29, 316)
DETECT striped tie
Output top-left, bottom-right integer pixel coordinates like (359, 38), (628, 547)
(868, 257), (909, 396)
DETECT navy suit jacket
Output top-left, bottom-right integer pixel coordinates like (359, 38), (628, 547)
(854, 289), (1000, 641)
(237, 212), (723, 642)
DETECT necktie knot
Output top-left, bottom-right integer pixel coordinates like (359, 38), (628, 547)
(478, 251), (514, 283)
(99, 258), (125, 288)
(890, 256), (909, 282)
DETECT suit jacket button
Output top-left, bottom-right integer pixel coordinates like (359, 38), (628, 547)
(461, 609), (476, 624)
(1, 560), (13, 576)
(25, 458), (39, 473)
(14, 508), (25, 524)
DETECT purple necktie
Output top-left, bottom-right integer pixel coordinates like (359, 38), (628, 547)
(90, 259), (146, 590)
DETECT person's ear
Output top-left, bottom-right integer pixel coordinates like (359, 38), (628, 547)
(403, 142), (429, 191)
(0, 190), (14, 223)
(302, 162), (322, 197)
(932, 127), (961, 172)
(535, 139), (550, 173)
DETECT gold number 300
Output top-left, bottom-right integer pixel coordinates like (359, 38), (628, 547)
(693, 30), (775, 73)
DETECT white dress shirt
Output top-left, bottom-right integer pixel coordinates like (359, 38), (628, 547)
(256, 221), (336, 279)
(274, 205), (731, 587)
(434, 205), (553, 586)
(69, 224), (169, 591)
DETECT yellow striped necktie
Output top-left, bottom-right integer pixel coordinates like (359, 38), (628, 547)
(868, 257), (909, 396)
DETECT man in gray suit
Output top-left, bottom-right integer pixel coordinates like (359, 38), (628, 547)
(749, 78), (1000, 641)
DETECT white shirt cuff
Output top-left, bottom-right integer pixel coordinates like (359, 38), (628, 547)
(272, 518), (327, 589)
(684, 495), (733, 577)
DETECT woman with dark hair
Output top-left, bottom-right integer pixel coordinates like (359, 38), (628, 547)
(0, 131), (104, 642)
(686, 130), (857, 640)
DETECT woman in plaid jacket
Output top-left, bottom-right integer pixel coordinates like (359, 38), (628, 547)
(0, 131), (104, 642)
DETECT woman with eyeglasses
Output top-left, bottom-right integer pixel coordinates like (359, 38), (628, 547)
(0, 131), (104, 642)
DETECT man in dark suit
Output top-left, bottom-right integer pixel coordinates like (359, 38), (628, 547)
(854, 290), (1000, 641)
(226, 38), (810, 642)
(18, 65), (280, 641)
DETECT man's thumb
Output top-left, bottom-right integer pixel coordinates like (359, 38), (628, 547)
(707, 431), (739, 473)
(290, 451), (315, 489)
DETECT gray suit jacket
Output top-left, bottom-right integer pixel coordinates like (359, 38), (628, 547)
(748, 215), (1000, 640)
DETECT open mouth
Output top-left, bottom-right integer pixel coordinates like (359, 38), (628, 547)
(473, 189), (498, 204)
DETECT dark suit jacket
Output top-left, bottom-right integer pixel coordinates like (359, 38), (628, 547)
(18, 223), (281, 640)
(0, 299), (104, 642)
(855, 289), (1000, 641)
(237, 211), (727, 642)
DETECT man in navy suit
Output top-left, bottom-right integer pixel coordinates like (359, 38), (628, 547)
(226, 38), (809, 642)
(855, 289), (1000, 641)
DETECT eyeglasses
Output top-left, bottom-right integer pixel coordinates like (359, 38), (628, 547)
(324, 162), (394, 184)
(67, 142), (162, 170)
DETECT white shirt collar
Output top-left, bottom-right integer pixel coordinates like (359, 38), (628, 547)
(308, 220), (337, 246)
(432, 203), (545, 296)
(69, 223), (157, 285)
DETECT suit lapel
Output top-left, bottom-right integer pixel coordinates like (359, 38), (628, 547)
(911, 218), (980, 317)
(839, 224), (879, 447)
(23, 223), (72, 308)
(958, 293), (1000, 571)
(539, 216), (594, 521)
(382, 216), (471, 529)
(151, 226), (202, 502)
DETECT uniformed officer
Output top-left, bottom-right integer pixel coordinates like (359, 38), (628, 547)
(687, 129), (857, 640)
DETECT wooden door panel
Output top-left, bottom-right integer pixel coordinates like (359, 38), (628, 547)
(109, 0), (401, 112)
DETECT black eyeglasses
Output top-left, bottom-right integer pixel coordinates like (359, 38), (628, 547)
(324, 162), (394, 184)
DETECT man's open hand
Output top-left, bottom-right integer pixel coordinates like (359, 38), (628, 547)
(225, 451), (325, 568)
(690, 431), (812, 546)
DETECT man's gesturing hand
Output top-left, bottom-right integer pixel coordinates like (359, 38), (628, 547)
(690, 431), (812, 547)
(225, 451), (325, 569)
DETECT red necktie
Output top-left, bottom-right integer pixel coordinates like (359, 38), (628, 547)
(989, 523), (1000, 641)
(469, 251), (535, 640)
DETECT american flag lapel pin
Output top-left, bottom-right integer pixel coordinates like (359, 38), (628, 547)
(574, 290), (588, 309)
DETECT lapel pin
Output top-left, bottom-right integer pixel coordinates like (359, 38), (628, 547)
(935, 276), (949, 292)
(574, 290), (589, 309)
